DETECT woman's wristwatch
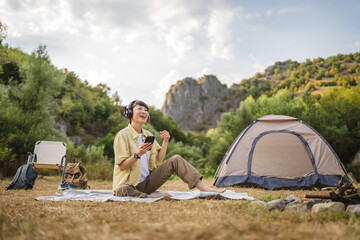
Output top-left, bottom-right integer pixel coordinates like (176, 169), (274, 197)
(134, 153), (141, 159)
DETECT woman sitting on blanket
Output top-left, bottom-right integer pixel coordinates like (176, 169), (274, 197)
(113, 100), (226, 198)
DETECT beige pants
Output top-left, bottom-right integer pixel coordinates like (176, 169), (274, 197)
(114, 155), (203, 197)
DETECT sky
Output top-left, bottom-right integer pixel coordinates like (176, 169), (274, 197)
(1, 0), (360, 109)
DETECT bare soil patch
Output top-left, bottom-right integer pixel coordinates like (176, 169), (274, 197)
(1, 176), (359, 240)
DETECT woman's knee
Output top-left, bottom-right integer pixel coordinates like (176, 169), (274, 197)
(168, 154), (186, 164)
(175, 154), (186, 160)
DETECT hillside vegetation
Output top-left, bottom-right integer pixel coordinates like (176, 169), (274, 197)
(231, 53), (360, 100)
(0, 26), (359, 180)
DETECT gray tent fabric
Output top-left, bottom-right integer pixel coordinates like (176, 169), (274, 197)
(35, 189), (254, 202)
(214, 115), (349, 189)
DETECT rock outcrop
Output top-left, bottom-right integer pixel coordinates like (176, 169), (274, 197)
(162, 75), (240, 131)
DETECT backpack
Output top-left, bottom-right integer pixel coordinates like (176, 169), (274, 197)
(6, 164), (38, 190)
(62, 162), (89, 189)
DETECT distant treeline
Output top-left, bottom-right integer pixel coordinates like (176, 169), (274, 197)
(0, 42), (359, 180)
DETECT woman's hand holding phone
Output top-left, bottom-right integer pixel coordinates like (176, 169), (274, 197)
(137, 136), (155, 156)
(137, 142), (152, 156)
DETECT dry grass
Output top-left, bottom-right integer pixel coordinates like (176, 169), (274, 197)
(1, 176), (359, 240)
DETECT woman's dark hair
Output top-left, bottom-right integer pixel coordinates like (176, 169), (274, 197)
(130, 100), (149, 112)
(123, 100), (149, 123)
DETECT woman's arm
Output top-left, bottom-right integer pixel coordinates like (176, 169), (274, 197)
(156, 130), (170, 164)
(118, 142), (152, 171)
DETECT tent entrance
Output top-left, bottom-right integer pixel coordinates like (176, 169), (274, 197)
(249, 131), (316, 180)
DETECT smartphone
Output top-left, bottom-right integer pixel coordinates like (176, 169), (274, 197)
(145, 136), (155, 144)
(144, 136), (155, 151)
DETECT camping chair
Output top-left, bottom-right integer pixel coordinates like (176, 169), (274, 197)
(27, 141), (67, 183)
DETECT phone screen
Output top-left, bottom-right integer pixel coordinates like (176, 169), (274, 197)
(145, 136), (155, 144)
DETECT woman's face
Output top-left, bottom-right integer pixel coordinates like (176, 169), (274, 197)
(131, 104), (149, 124)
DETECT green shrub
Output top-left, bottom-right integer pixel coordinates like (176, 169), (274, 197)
(305, 82), (316, 91)
(345, 162), (360, 181)
(0, 146), (17, 178)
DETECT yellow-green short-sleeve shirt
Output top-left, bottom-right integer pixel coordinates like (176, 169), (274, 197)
(112, 124), (161, 190)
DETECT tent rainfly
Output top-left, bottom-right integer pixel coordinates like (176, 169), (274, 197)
(213, 115), (349, 189)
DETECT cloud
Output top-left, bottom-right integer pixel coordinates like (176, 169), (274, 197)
(277, 7), (310, 15)
(0, 0), (84, 42)
(150, 0), (206, 59)
(196, 68), (213, 79)
(112, 46), (120, 52)
(266, 9), (274, 16)
(266, 6), (310, 16)
(86, 68), (115, 86)
(352, 41), (360, 47)
(69, 0), (151, 29)
(220, 72), (249, 85)
(4, 0), (21, 11)
(84, 52), (97, 60)
(251, 62), (265, 73)
(347, 40), (360, 50)
(1, 0), (154, 42)
(205, 4), (242, 60)
(245, 12), (261, 19)
(150, 0), (207, 30)
(249, 54), (273, 74)
(164, 26), (195, 58)
(11, 31), (22, 38)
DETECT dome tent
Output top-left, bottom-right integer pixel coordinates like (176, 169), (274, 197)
(213, 115), (349, 189)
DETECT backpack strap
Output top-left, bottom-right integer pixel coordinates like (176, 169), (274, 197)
(22, 164), (37, 189)
(21, 164), (31, 188)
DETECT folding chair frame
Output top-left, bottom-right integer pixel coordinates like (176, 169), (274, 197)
(27, 141), (67, 183)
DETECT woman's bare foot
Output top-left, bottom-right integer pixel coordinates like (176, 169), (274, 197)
(195, 180), (226, 193)
(148, 192), (173, 198)
(205, 187), (226, 193)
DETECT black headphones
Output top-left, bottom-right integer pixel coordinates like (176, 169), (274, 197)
(123, 100), (150, 122)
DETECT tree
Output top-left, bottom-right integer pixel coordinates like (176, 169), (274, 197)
(95, 83), (110, 97)
(111, 91), (122, 106)
(0, 62), (22, 85)
(55, 71), (116, 137)
(316, 87), (360, 164)
(0, 21), (7, 44)
(0, 45), (66, 176)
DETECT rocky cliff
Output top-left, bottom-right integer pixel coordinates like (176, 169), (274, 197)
(162, 75), (241, 132)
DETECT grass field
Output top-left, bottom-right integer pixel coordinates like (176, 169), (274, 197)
(1, 176), (359, 240)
